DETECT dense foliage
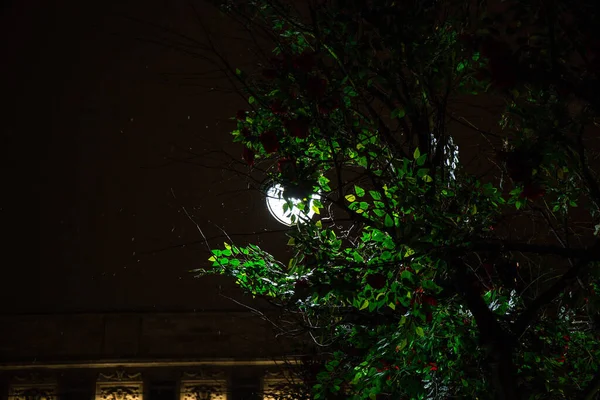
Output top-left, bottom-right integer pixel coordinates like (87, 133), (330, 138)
(194, 0), (600, 398)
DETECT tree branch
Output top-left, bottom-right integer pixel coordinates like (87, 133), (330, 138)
(452, 257), (519, 400)
(573, 126), (600, 211)
(580, 370), (600, 400)
(513, 241), (600, 337)
(470, 240), (600, 260)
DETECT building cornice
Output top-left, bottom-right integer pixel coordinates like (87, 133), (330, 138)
(0, 358), (300, 371)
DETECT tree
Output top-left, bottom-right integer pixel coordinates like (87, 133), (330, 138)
(193, 0), (600, 398)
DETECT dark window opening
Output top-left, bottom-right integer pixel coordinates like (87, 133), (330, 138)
(148, 381), (176, 400)
(61, 385), (94, 400)
(230, 377), (260, 400)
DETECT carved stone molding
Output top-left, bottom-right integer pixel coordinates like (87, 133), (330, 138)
(9, 373), (58, 400)
(263, 370), (299, 400)
(12, 373), (56, 384)
(9, 384), (58, 400)
(98, 370), (142, 382)
(179, 371), (226, 400)
(96, 370), (143, 400)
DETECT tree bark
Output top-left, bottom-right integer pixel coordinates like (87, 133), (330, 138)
(452, 257), (520, 400)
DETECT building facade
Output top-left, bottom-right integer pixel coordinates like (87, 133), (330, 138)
(0, 311), (301, 400)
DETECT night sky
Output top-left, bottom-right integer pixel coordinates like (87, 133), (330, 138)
(1, 0), (289, 314)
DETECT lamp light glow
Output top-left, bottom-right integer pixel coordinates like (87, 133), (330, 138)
(265, 183), (320, 226)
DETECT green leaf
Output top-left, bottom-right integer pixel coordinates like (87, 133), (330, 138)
(385, 214), (394, 227)
(388, 302), (396, 310)
(360, 300), (369, 310)
(353, 251), (365, 263)
(416, 327), (424, 337)
(373, 209), (386, 217)
(391, 107), (406, 119)
(345, 194), (356, 202)
(416, 154), (427, 166)
(355, 185), (366, 197)
(423, 175), (433, 182)
(359, 202), (369, 210)
(400, 269), (414, 282)
(417, 168), (428, 178)
(515, 199), (523, 210)
(208, 256), (216, 262)
(248, 96), (255, 104)
(235, 68), (242, 76)
(311, 205), (320, 214)
(369, 190), (382, 200)
(413, 148), (421, 160)
(397, 338), (407, 351)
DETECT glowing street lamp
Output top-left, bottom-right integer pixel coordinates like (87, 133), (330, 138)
(265, 183), (320, 226)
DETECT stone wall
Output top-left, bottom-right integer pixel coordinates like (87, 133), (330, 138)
(0, 311), (297, 363)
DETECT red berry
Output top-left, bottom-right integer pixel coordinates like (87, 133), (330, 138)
(306, 76), (327, 99)
(240, 127), (251, 138)
(292, 51), (316, 72)
(284, 117), (310, 139)
(483, 263), (494, 275)
(277, 158), (297, 179)
(242, 147), (254, 166)
(236, 110), (247, 121)
(521, 182), (546, 200)
(423, 295), (438, 306)
(426, 312), (433, 323)
(317, 97), (340, 117)
(270, 100), (288, 116)
(260, 130), (279, 153)
(366, 273), (386, 289)
(262, 69), (278, 79)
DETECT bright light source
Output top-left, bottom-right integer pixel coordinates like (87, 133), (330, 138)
(265, 183), (320, 226)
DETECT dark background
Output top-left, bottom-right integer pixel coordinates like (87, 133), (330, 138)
(0, 0), (288, 314)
